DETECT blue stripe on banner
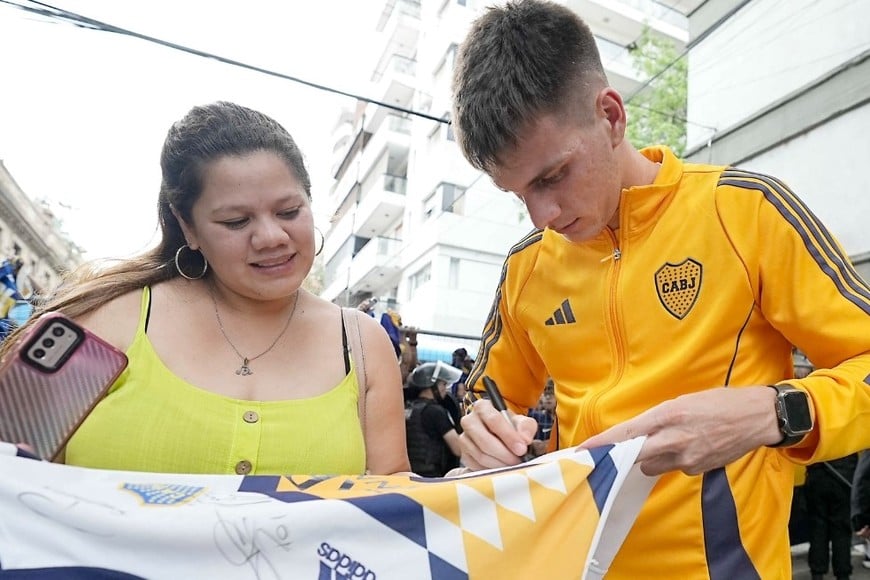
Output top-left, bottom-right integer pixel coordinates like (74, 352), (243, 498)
(428, 552), (469, 580)
(242, 477), (469, 579)
(702, 468), (759, 580)
(239, 476), (433, 549)
(238, 475), (320, 503)
(238, 474), (282, 494)
(587, 444), (617, 513)
(346, 494), (429, 548)
(0, 567), (145, 579)
(318, 560), (332, 580)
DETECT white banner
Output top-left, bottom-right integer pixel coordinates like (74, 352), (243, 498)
(0, 439), (655, 579)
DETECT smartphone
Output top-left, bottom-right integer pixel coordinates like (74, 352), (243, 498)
(0, 313), (128, 461)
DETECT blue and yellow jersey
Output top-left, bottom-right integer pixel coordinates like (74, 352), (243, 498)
(0, 439), (654, 579)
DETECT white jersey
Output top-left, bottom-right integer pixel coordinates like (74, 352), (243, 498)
(0, 440), (654, 579)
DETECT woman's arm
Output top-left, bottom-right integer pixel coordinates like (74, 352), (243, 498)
(354, 311), (410, 475)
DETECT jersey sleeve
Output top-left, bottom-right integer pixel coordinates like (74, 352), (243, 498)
(465, 232), (550, 415)
(716, 169), (870, 463)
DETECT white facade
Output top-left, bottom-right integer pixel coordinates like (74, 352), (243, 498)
(320, 0), (689, 338)
(684, 0), (870, 277)
(0, 161), (82, 297)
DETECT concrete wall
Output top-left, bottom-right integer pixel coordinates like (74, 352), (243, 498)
(685, 0), (870, 259)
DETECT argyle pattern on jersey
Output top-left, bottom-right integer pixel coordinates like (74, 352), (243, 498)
(0, 439), (654, 579)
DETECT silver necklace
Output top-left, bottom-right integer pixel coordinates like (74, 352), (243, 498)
(209, 289), (299, 376)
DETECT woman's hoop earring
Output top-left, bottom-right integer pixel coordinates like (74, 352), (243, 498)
(314, 227), (324, 257)
(174, 244), (208, 280)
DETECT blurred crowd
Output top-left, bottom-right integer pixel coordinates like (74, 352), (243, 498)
(0, 257), (34, 341)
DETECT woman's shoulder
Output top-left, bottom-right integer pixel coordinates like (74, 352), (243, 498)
(74, 287), (147, 352)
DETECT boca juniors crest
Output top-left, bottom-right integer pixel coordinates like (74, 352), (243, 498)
(655, 258), (702, 319)
(0, 440), (655, 580)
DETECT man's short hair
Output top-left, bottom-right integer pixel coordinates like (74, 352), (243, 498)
(451, 0), (607, 172)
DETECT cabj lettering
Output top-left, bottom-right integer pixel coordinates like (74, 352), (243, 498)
(661, 277), (696, 293)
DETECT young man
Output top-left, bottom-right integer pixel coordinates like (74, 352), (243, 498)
(450, 1), (870, 577)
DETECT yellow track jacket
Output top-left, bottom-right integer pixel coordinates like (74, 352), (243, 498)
(466, 146), (870, 579)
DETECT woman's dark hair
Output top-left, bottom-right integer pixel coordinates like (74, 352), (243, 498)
(2, 102), (311, 353)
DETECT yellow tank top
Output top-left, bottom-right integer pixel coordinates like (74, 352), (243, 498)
(66, 287), (366, 475)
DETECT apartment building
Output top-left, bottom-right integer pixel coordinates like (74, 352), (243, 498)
(683, 0), (870, 281)
(319, 0), (690, 351)
(0, 161), (82, 297)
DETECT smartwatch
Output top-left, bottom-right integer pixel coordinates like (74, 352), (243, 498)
(766, 385), (813, 448)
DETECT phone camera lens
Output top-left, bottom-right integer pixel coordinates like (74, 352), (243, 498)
(42, 338), (55, 348)
(52, 326), (65, 337)
(33, 348), (46, 359)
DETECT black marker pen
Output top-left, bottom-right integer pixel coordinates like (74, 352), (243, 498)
(482, 375), (536, 463)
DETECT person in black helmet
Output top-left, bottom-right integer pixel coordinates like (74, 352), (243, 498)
(404, 361), (464, 477)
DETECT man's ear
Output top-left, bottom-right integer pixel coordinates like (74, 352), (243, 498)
(169, 205), (198, 249)
(597, 87), (627, 147)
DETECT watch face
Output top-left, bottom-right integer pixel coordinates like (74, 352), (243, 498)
(783, 391), (813, 433)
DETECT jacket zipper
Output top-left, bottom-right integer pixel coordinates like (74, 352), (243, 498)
(584, 228), (626, 435)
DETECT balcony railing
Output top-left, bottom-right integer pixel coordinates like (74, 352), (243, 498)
(388, 114), (412, 135)
(395, 0), (421, 19)
(383, 173), (407, 196)
(349, 236), (402, 289)
(611, 0), (686, 28)
(360, 236), (401, 262)
(596, 35), (635, 71)
(373, 54), (418, 84)
(361, 171), (407, 201)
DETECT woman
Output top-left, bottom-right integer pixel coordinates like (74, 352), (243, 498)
(5, 102), (409, 476)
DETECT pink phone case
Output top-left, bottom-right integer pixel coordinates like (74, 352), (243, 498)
(0, 312), (128, 461)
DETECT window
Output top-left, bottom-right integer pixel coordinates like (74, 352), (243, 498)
(408, 262), (432, 297)
(448, 257), (460, 289)
(428, 123), (441, 147)
(427, 117), (454, 147)
(439, 182), (466, 214)
(433, 43), (458, 80)
(438, 1), (465, 17)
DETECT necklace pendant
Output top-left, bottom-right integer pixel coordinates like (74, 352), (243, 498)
(236, 358), (253, 376)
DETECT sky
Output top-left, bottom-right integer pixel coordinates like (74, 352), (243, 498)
(0, 0), (382, 260)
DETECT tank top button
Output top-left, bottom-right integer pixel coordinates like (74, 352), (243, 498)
(243, 410), (259, 423)
(235, 460), (253, 475)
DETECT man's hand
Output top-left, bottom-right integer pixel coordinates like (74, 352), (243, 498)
(400, 326), (418, 342)
(458, 399), (538, 470)
(529, 440), (549, 458)
(579, 386), (783, 476)
(857, 526), (870, 539)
